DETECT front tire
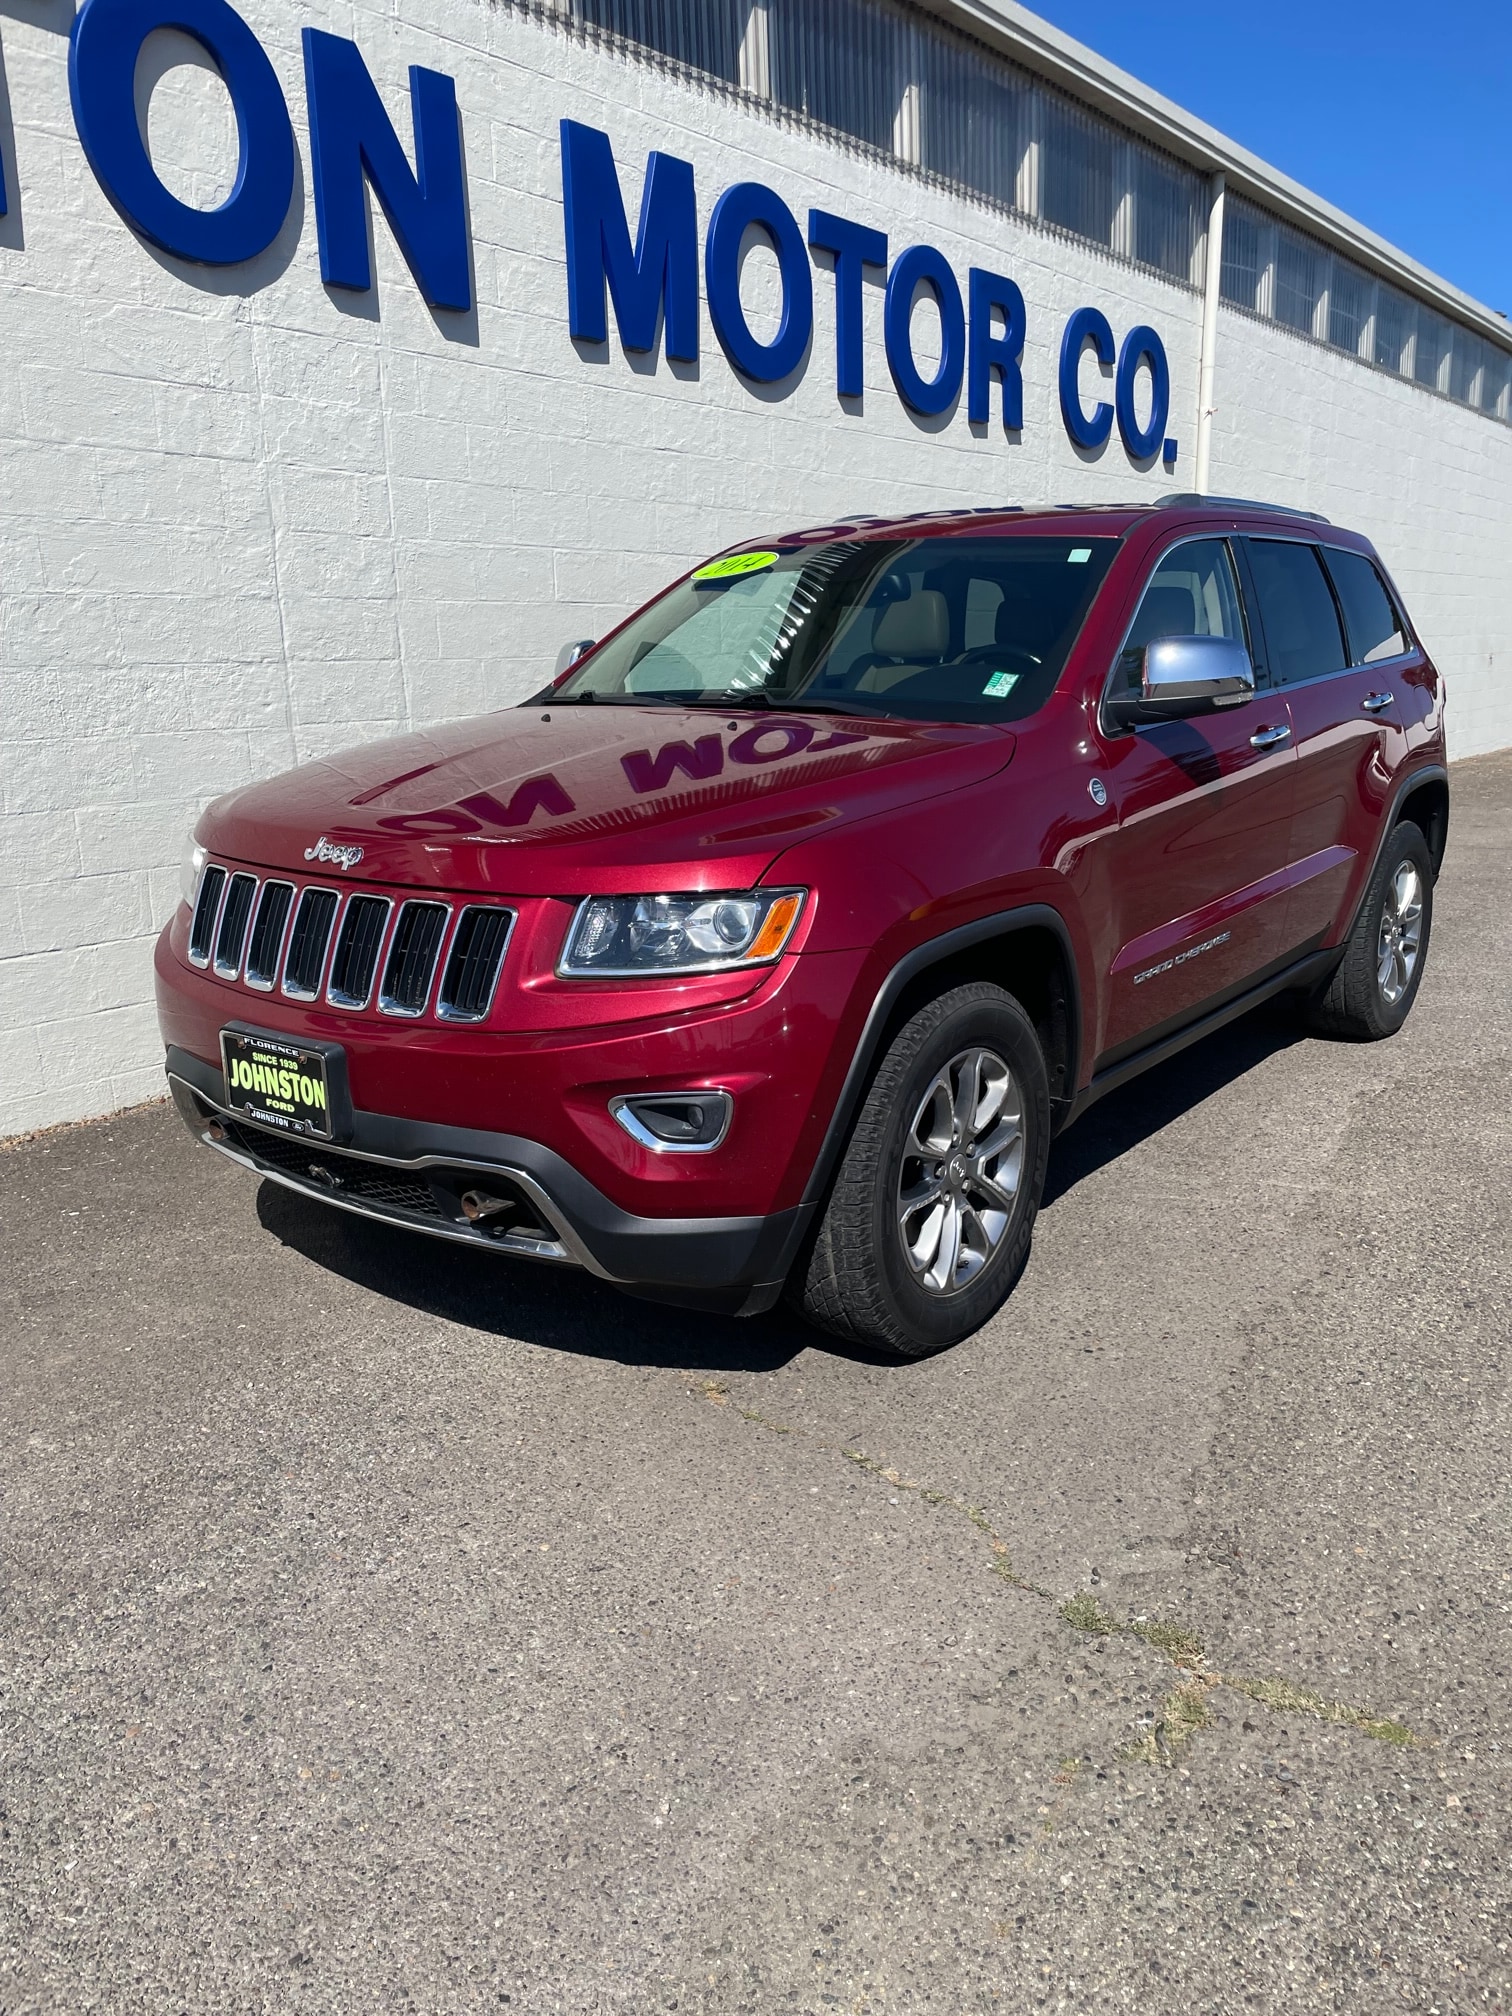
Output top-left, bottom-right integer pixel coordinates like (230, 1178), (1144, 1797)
(1304, 820), (1434, 1040)
(791, 983), (1051, 1357)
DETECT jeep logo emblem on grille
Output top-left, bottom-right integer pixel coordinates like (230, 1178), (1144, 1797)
(304, 835), (364, 871)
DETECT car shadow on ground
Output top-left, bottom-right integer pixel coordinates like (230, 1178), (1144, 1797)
(1040, 1003), (1306, 1209)
(256, 1005), (1307, 1373)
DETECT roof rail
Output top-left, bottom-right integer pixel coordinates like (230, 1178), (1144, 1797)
(1157, 492), (1331, 524)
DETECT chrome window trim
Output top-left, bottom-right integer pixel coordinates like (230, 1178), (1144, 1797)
(325, 895), (394, 1011)
(280, 885), (345, 1002)
(609, 1090), (734, 1155)
(243, 880), (296, 993)
(436, 906), (517, 1023)
(186, 862), (228, 969)
(377, 900), (453, 1020)
(212, 873), (259, 980)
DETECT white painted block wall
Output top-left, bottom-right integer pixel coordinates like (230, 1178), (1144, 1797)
(0, 1), (1507, 1135)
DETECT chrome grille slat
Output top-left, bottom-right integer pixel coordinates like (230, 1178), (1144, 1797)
(188, 865), (227, 966)
(282, 887), (340, 1000)
(213, 873), (258, 977)
(438, 907), (515, 1021)
(244, 881), (294, 990)
(379, 901), (449, 1018)
(326, 895), (391, 1009)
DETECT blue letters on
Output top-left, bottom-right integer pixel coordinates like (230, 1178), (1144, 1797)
(303, 29), (470, 312)
(1116, 325), (1171, 461)
(561, 120), (698, 361)
(884, 245), (965, 416)
(808, 209), (888, 398)
(68, 0), (293, 265)
(706, 182), (812, 382)
(967, 268), (1026, 429)
(1059, 306), (1116, 449)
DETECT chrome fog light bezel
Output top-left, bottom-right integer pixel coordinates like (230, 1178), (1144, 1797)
(609, 1090), (734, 1154)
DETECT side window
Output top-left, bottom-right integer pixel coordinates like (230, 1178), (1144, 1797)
(1116, 538), (1246, 691)
(1246, 540), (1348, 685)
(1322, 548), (1409, 665)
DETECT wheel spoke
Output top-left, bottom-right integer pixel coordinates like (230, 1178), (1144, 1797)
(951, 1051), (984, 1141)
(910, 1073), (955, 1156)
(929, 1198), (962, 1290)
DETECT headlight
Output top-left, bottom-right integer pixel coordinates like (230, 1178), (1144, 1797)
(559, 889), (806, 978)
(180, 835), (207, 906)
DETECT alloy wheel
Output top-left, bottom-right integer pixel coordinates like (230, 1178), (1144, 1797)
(1376, 859), (1424, 1006)
(896, 1047), (1024, 1295)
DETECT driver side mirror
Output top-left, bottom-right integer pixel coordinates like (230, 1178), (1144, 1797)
(554, 638), (596, 678)
(1104, 634), (1256, 732)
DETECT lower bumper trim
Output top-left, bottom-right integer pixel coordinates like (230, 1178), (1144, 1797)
(166, 1047), (811, 1303)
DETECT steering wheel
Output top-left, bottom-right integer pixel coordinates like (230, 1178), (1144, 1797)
(951, 642), (1044, 671)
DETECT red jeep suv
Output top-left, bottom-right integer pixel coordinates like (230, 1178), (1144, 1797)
(156, 497), (1448, 1355)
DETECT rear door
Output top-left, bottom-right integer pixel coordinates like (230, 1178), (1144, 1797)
(1089, 535), (1298, 1062)
(1242, 538), (1411, 949)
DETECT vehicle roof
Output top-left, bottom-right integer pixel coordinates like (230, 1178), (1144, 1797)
(770, 496), (1344, 546)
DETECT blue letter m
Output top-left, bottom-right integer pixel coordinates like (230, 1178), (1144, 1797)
(561, 119), (697, 361)
(303, 27), (470, 311)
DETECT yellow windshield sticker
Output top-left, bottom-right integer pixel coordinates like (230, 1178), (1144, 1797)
(692, 550), (779, 583)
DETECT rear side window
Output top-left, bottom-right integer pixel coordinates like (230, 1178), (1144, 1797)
(1245, 540), (1348, 685)
(1322, 548), (1409, 664)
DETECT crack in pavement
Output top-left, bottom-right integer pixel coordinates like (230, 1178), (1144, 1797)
(691, 1377), (1428, 1767)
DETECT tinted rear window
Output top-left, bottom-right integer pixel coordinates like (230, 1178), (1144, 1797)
(1323, 548), (1409, 665)
(1246, 540), (1348, 685)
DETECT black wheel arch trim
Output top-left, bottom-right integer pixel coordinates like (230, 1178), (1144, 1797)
(799, 902), (1083, 1213)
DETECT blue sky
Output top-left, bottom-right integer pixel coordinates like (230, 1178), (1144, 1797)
(1028, 0), (1512, 313)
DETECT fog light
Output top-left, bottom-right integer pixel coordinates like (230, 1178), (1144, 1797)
(610, 1091), (732, 1153)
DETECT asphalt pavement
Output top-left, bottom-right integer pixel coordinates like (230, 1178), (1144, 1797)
(3, 752), (1509, 2016)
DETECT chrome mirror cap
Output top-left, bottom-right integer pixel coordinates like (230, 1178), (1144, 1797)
(1142, 633), (1257, 707)
(553, 638), (596, 678)
(1105, 633), (1258, 732)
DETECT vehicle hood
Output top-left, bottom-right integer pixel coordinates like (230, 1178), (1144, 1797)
(201, 705), (1016, 894)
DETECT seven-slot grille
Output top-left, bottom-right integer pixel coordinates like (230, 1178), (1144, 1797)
(187, 863), (516, 1021)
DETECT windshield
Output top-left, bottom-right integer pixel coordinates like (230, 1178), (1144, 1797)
(552, 535), (1117, 722)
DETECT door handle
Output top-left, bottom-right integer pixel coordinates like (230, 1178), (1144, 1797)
(1249, 723), (1291, 750)
(1361, 690), (1396, 714)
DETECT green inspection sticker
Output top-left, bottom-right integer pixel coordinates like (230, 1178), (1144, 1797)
(692, 550), (779, 583)
(982, 670), (1020, 698)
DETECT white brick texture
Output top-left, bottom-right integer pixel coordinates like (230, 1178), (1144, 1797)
(0, 2), (1508, 1134)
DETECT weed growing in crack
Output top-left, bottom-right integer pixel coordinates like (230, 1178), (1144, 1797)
(1223, 1675), (1416, 1746)
(840, 1448), (1049, 1595)
(1122, 1679), (1217, 1765)
(1059, 1592), (1120, 1635)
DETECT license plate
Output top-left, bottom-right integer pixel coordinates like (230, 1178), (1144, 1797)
(220, 1029), (335, 1139)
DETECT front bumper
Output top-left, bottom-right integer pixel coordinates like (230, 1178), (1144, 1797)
(167, 1048), (811, 1315)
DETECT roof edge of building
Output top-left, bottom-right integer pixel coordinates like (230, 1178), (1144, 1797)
(917, 0), (1512, 352)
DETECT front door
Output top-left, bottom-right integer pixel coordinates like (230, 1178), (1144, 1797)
(1242, 537), (1415, 949)
(1087, 535), (1299, 1063)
